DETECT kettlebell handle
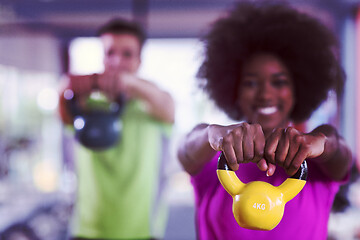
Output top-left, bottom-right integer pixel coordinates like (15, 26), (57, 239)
(217, 152), (308, 230)
(63, 88), (125, 117)
(217, 152), (307, 180)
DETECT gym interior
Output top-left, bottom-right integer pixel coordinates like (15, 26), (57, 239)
(0, 0), (359, 239)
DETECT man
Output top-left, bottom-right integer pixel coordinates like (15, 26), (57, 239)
(59, 18), (174, 240)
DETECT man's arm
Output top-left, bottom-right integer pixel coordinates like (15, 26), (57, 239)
(58, 74), (94, 125)
(127, 77), (175, 123)
(95, 73), (175, 123)
(58, 75), (73, 125)
(59, 73), (175, 124)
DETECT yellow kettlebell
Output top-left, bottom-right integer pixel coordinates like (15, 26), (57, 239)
(217, 153), (307, 231)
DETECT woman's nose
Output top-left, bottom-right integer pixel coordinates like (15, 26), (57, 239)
(257, 82), (275, 101)
(257, 81), (274, 100)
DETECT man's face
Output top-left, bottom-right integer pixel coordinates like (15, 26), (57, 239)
(100, 33), (141, 74)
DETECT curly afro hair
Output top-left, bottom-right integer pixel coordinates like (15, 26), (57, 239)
(197, 1), (345, 123)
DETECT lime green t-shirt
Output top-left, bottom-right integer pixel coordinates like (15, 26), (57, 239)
(71, 99), (172, 239)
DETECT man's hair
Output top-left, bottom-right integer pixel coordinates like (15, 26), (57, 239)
(97, 18), (147, 48)
(197, 1), (345, 122)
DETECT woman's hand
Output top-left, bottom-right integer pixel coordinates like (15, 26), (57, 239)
(209, 124), (327, 177)
(180, 122), (351, 179)
(208, 122), (276, 175)
(265, 127), (326, 176)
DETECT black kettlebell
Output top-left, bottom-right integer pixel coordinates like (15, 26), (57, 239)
(64, 88), (125, 151)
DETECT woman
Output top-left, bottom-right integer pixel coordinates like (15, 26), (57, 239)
(177, 2), (353, 239)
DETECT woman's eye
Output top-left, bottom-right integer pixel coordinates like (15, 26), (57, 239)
(272, 79), (289, 88)
(242, 79), (257, 88)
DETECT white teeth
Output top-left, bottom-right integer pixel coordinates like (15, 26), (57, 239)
(258, 106), (277, 115)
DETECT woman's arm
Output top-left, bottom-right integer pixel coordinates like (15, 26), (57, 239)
(177, 122), (268, 175)
(264, 124), (353, 180)
(177, 124), (216, 175)
(310, 124), (353, 181)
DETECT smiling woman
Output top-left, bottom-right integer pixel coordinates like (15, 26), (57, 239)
(177, 1), (353, 240)
(237, 54), (294, 136)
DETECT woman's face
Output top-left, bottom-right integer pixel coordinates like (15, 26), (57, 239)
(237, 54), (295, 136)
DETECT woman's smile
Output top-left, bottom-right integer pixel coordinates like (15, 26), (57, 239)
(256, 106), (278, 115)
